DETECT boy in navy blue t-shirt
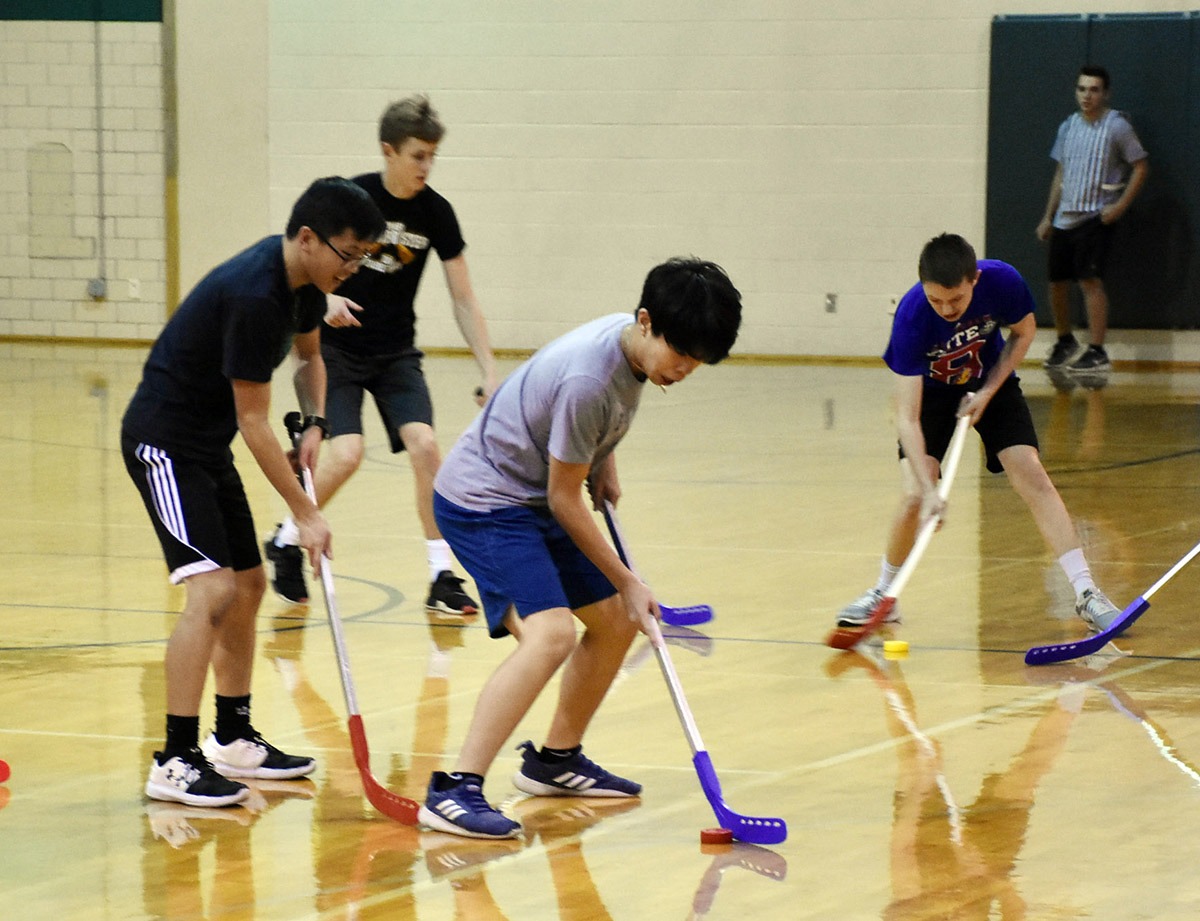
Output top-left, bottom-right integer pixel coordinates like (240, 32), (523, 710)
(122, 177), (384, 807)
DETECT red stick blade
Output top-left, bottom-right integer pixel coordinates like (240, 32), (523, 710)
(347, 715), (421, 825)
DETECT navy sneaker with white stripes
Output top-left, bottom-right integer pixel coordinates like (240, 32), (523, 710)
(511, 740), (642, 798)
(418, 772), (521, 839)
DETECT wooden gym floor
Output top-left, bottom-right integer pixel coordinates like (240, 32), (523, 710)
(4, 341), (1200, 920)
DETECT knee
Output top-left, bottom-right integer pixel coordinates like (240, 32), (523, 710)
(527, 616), (579, 666)
(328, 436), (365, 475)
(188, 571), (238, 628)
(403, 426), (441, 470)
(239, 566), (267, 606)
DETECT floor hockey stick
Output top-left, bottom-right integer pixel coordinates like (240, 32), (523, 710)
(827, 414), (972, 650)
(590, 503), (713, 626)
(286, 413), (420, 823)
(603, 503), (788, 845)
(1025, 535), (1200, 665)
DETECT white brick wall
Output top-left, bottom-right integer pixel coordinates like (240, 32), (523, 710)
(265, 0), (1188, 357)
(0, 20), (165, 341)
(0, 2), (1190, 358)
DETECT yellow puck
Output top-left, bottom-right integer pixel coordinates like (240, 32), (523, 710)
(883, 639), (909, 655)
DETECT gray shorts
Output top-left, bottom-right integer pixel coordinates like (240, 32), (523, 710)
(322, 344), (433, 453)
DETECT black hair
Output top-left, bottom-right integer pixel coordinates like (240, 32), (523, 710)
(637, 257), (742, 364)
(917, 234), (978, 288)
(379, 94), (446, 147)
(285, 177), (385, 242)
(1079, 65), (1110, 91)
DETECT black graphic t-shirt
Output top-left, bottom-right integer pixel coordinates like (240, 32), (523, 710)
(322, 172), (466, 357)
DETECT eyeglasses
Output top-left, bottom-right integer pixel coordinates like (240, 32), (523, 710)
(313, 230), (369, 267)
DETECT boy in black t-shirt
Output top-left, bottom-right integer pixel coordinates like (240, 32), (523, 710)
(122, 177), (384, 807)
(265, 95), (499, 616)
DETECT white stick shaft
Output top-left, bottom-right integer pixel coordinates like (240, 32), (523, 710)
(887, 415), (972, 601)
(302, 468), (360, 717)
(1144, 538), (1200, 601)
(604, 503), (706, 754)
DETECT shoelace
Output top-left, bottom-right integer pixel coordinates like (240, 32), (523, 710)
(564, 752), (613, 782)
(455, 784), (495, 811)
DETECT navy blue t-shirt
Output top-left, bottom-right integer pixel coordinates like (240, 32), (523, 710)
(883, 260), (1035, 388)
(122, 235), (324, 462)
(321, 173), (465, 358)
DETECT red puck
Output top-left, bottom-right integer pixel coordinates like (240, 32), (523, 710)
(0, 759), (9, 784)
(700, 827), (734, 845)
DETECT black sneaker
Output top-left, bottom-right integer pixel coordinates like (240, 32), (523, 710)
(200, 732), (316, 780)
(426, 571), (479, 616)
(1044, 334), (1083, 369)
(264, 529), (307, 604)
(1068, 345), (1112, 373)
(145, 748), (250, 807)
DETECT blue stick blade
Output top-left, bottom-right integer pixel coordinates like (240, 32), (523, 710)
(693, 751), (788, 845)
(1025, 597), (1149, 665)
(661, 604), (714, 626)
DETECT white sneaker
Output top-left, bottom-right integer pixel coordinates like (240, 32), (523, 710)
(836, 588), (901, 628)
(200, 732), (316, 780)
(145, 749), (249, 807)
(1075, 588), (1121, 633)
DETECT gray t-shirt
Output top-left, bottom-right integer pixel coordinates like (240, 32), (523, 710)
(1051, 108), (1147, 229)
(436, 313), (643, 510)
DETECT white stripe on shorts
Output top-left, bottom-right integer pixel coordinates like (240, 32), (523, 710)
(135, 443), (189, 544)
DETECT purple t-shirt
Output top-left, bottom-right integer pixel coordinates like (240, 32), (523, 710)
(883, 260), (1034, 388)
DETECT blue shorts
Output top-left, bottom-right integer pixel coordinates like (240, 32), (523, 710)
(433, 492), (617, 638)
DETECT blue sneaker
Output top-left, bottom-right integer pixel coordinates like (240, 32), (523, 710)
(418, 772), (521, 839)
(511, 740), (641, 798)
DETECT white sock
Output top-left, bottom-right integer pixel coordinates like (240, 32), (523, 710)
(1058, 548), (1095, 598)
(276, 517), (300, 547)
(874, 558), (901, 593)
(428, 539), (453, 581)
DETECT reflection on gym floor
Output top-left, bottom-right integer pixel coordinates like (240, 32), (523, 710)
(4, 342), (1200, 919)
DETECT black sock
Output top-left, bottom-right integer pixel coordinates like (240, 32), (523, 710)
(436, 771), (484, 791)
(164, 714), (200, 759)
(539, 744), (582, 764)
(214, 694), (252, 744)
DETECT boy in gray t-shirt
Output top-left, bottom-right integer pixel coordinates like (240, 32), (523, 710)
(418, 257), (743, 839)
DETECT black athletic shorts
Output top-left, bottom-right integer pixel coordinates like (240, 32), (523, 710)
(121, 434), (261, 583)
(322, 344), (434, 453)
(1047, 216), (1113, 282)
(898, 375), (1038, 474)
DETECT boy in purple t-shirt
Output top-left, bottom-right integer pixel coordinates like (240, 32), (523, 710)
(836, 233), (1120, 634)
